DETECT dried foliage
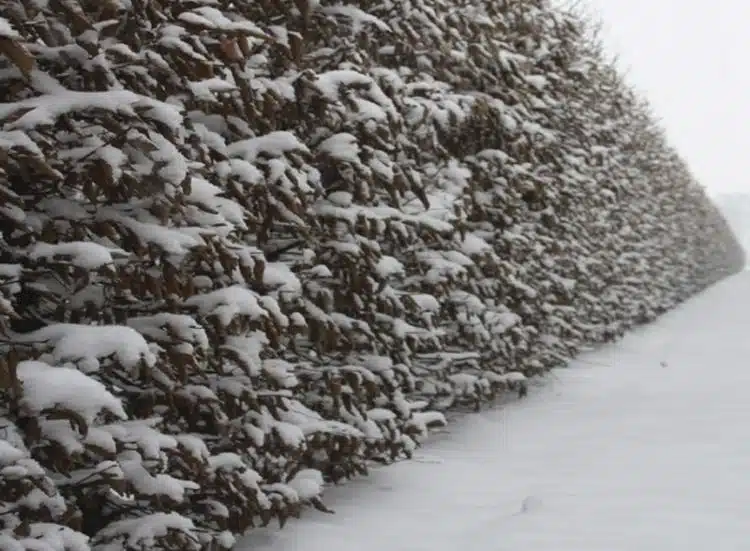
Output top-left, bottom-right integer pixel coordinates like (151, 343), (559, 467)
(0, 0), (743, 549)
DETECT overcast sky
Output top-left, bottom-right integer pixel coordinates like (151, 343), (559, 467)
(579, 0), (749, 196)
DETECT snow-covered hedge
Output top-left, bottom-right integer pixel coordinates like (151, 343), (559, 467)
(0, 0), (743, 548)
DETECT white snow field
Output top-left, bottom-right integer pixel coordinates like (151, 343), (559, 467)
(238, 271), (750, 551)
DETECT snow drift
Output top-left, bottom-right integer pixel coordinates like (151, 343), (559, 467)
(0, 0), (743, 549)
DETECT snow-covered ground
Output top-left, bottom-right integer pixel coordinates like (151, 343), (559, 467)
(238, 271), (750, 551)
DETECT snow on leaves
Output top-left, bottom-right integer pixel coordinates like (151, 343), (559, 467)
(0, 0), (744, 549)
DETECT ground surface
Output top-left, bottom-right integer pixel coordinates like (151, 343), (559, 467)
(238, 271), (750, 551)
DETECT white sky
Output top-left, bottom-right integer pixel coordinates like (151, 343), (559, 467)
(580, 0), (749, 196)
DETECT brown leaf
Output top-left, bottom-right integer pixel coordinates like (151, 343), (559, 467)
(22, 416), (42, 444)
(42, 406), (89, 437)
(0, 37), (34, 79)
(55, 0), (93, 34)
(293, 0), (312, 28)
(220, 37), (244, 62)
(289, 33), (303, 63)
(0, 357), (11, 390)
(342, 370), (361, 396)
(27, 156), (61, 180)
(328, 378), (342, 396)
(237, 35), (252, 59)
(266, 321), (280, 350)
(310, 496), (334, 514)
(259, 507), (273, 527)
(253, 258), (266, 285)
(277, 507), (288, 529)
(14, 518), (30, 537)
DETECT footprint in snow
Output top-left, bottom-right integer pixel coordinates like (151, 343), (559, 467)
(518, 495), (543, 515)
